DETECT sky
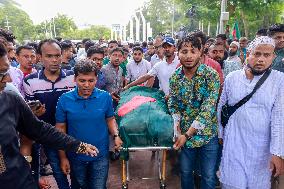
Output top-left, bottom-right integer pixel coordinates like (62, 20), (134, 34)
(15, 0), (148, 28)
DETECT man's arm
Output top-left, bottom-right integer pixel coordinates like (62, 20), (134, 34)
(105, 94), (123, 149)
(106, 117), (123, 150)
(14, 94), (98, 157)
(56, 122), (71, 175)
(124, 74), (153, 90)
(270, 78), (284, 164)
(217, 76), (229, 141)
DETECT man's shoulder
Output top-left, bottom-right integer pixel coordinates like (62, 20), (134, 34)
(95, 88), (111, 99)
(64, 69), (74, 77)
(225, 69), (243, 82)
(59, 89), (76, 101)
(24, 71), (39, 80)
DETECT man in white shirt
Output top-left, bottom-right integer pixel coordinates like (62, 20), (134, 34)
(217, 36), (284, 189)
(124, 37), (179, 96)
(126, 46), (151, 84)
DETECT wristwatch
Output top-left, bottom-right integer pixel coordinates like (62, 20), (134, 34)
(24, 155), (32, 163)
(113, 133), (119, 140)
(184, 133), (192, 140)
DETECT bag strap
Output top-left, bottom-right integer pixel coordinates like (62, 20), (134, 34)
(233, 69), (272, 109)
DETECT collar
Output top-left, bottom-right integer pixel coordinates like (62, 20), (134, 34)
(39, 68), (67, 82)
(275, 48), (284, 55)
(73, 87), (98, 100)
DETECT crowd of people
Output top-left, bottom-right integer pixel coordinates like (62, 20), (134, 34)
(0, 23), (283, 189)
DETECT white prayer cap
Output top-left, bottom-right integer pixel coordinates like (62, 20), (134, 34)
(121, 41), (128, 46)
(230, 41), (240, 49)
(247, 36), (275, 52)
(100, 43), (108, 48)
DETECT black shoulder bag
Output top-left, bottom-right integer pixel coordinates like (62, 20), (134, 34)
(221, 69), (271, 128)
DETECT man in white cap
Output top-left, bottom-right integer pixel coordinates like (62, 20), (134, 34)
(222, 41), (242, 77)
(217, 36), (284, 189)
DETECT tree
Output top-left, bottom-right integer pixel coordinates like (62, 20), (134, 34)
(63, 25), (111, 40)
(0, 0), (36, 42)
(176, 0), (284, 38)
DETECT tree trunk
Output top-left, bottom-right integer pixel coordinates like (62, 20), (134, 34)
(240, 10), (249, 37)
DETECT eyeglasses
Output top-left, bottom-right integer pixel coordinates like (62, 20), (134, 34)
(0, 71), (9, 82)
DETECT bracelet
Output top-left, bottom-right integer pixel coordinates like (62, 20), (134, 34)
(184, 133), (192, 140)
(76, 142), (88, 154)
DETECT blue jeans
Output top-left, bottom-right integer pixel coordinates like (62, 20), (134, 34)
(69, 156), (109, 189)
(44, 147), (70, 189)
(180, 136), (219, 189)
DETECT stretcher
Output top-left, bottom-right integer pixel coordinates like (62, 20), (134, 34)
(120, 146), (172, 189)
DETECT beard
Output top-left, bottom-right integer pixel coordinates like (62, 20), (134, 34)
(229, 51), (237, 56)
(181, 58), (200, 70)
(247, 63), (270, 76)
(134, 58), (142, 63)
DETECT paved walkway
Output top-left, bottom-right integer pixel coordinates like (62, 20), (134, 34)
(45, 151), (180, 189)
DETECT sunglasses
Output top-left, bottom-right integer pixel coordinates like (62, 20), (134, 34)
(0, 71), (9, 82)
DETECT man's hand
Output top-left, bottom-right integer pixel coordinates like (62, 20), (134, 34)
(111, 92), (120, 102)
(122, 85), (129, 92)
(270, 155), (283, 177)
(218, 138), (223, 145)
(60, 157), (70, 175)
(32, 104), (46, 117)
(164, 95), (169, 101)
(38, 177), (51, 189)
(173, 135), (187, 150)
(114, 136), (123, 150)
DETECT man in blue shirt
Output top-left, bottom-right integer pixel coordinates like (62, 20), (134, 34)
(56, 59), (123, 189)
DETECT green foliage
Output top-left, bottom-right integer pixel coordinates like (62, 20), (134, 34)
(0, 1), (36, 42)
(63, 25), (111, 40)
(175, 0), (284, 38)
(0, 2), (110, 42)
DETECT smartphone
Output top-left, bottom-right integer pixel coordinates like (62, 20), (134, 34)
(27, 100), (41, 110)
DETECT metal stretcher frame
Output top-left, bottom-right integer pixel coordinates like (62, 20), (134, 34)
(121, 146), (172, 189)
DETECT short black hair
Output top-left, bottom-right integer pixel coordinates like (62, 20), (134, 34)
(177, 35), (202, 51)
(108, 40), (118, 47)
(82, 38), (91, 44)
(268, 24), (284, 37)
(192, 30), (207, 45)
(38, 39), (61, 55)
(142, 41), (147, 48)
(84, 40), (95, 52)
(216, 34), (227, 40)
(109, 47), (124, 55)
(87, 47), (104, 58)
(148, 41), (154, 46)
(132, 46), (143, 53)
(0, 28), (16, 43)
(26, 42), (38, 52)
(60, 41), (73, 51)
(122, 47), (129, 54)
(16, 45), (35, 55)
(256, 28), (267, 36)
(0, 43), (7, 57)
(74, 59), (98, 77)
(55, 37), (63, 42)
